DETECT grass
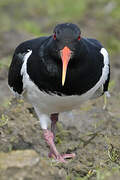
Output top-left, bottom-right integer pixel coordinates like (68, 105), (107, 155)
(106, 37), (120, 55)
(18, 20), (41, 36)
(0, 114), (8, 127)
(66, 167), (120, 180)
(110, 0), (120, 20)
(0, 56), (11, 70)
(0, 0), (89, 34)
(0, 0), (120, 54)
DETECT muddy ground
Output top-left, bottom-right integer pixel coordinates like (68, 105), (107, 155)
(0, 1), (120, 179)
(0, 30), (120, 180)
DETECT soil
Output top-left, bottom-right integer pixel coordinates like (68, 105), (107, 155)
(0, 29), (120, 180)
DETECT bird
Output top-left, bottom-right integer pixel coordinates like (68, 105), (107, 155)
(8, 23), (110, 163)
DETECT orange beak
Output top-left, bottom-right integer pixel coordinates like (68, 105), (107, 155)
(60, 46), (71, 86)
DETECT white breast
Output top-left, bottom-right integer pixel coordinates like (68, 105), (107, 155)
(20, 48), (109, 115)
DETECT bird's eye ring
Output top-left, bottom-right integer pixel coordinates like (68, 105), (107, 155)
(53, 33), (56, 40)
(78, 35), (81, 41)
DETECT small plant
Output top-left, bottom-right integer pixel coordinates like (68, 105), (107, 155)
(0, 114), (8, 127)
(108, 144), (120, 164)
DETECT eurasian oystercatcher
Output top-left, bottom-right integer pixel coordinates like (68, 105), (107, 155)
(8, 23), (110, 162)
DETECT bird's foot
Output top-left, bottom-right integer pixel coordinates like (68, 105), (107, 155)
(50, 113), (58, 137)
(48, 151), (75, 163)
(43, 129), (75, 163)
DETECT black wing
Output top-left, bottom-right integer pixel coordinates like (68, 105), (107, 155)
(103, 64), (110, 92)
(85, 38), (110, 95)
(86, 38), (103, 49)
(8, 36), (49, 95)
(8, 52), (24, 94)
(88, 38), (110, 91)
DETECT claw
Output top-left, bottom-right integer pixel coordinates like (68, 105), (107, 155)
(49, 151), (75, 162)
(43, 129), (75, 163)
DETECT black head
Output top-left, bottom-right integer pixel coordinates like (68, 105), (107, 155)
(53, 23), (81, 50)
(47, 23), (81, 86)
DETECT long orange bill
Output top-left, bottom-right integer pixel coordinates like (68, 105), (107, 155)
(60, 46), (72, 86)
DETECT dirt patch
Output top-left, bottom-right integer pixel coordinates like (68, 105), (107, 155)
(0, 87), (120, 179)
(0, 30), (31, 58)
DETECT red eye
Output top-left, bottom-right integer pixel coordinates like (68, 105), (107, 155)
(78, 35), (81, 41)
(53, 33), (56, 40)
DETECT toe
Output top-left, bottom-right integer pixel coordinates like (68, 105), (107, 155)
(48, 152), (75, 163)
(62, 153), (76, 159)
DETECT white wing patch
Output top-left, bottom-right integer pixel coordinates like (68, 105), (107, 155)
(100, 47), (109, 84)
(100, 48), (109, 65)
(21, 50), (32, 89)
(21, 50), (32, 76)
(8, 50), (32, 98)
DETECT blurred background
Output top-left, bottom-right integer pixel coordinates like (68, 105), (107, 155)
(0, 0), (120, 180)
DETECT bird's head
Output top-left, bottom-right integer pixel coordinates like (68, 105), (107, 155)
(52, 23), (81, 86)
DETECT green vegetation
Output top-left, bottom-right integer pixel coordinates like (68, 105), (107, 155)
(0, 0), (89, 35)
(0, 114), (8, 127)
(0, 0), (120, 54)
(0, 56), (11, 70)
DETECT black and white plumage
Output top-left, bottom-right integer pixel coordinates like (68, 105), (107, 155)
(8, 23), (110, 162)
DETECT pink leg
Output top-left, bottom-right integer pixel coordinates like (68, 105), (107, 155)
(50, 113), (58, 138)
(43, 129), (75, 163)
